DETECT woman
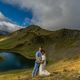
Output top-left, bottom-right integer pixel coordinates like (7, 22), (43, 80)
(39, 50), (51, 76)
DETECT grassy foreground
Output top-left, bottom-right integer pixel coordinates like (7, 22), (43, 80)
(0, 58), (80, 80)
(0, 69), (31, 80)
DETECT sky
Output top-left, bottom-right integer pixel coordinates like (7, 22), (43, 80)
(0, 0), (33, 26)
(0, 0), (80, 30)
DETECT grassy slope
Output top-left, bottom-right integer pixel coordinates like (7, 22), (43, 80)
(0, 25), (54, 58)
(0, 59), (80, 80)
(0, 25), (80, 61)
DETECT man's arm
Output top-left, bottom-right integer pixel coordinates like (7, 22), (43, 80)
(35, 51), (42, 63)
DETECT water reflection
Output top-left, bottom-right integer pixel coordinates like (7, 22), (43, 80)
(0, 52), (34, 71)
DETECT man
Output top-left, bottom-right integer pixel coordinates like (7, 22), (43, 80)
(32, 47), (42, 77)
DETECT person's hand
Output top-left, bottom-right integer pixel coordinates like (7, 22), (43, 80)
(40, 61), (44, 64)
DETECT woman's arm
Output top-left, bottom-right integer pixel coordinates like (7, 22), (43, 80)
(40, 55), (45, 64)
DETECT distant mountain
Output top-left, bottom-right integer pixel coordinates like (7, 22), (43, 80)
(0, 25), (80, 63)
(0, 30), (9, 35)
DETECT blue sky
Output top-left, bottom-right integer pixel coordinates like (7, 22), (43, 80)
(0, 1), (33, 27)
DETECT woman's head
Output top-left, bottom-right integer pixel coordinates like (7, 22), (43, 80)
(41, 50), (45, 55)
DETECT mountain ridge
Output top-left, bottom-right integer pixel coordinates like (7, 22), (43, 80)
(0, 25), (80, 62)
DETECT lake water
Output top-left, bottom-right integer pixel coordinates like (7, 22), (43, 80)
(0, 52), (34, 71)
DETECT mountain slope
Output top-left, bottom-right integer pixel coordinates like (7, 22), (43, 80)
(0, 25), (80, 62)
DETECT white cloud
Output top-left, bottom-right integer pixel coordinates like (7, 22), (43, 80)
(0, 12), (7, 21)
(0, 21), (21, 32)
(0, 12), (22, 32)
(2, 0), (80, 30)
(23, 17), (31, 26)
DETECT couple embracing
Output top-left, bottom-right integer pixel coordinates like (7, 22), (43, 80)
(32, 47), (50, 77)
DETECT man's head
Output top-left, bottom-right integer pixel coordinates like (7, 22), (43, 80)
(39, 46), (43, 51)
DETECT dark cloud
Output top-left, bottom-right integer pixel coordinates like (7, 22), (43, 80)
(2, 0), (80, 30)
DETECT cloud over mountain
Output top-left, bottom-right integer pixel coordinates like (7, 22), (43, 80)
(2, 0), (80, 30)
(0, 12), (21, 32)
